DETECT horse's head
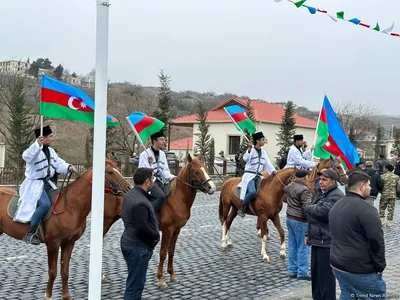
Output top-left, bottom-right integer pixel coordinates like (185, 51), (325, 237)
(104, 159), (132, 195)
(182, 154), (217, 195)
(317, 156), (347, 184)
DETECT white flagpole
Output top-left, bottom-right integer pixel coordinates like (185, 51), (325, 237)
(88, 1), (110, 299)
(40, 116), (43, 136)
(125, 117), (153, 157)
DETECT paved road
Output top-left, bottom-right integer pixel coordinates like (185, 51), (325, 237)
(0, 193), (399, 299)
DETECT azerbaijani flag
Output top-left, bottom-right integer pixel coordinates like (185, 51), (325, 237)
(224, 105), (256, 134)
(40, 75), (120, 126)
(314, 95), (360, 171)
(126, 112), (165, 143)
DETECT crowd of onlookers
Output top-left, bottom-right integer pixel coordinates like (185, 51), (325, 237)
(284, 154), (400, 300)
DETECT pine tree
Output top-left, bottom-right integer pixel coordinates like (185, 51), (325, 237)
(374, 124), (383, 160)
(0, 76), (39, 181)
(53, 64), (64, 81)
(153, 70), (171, 134)
(276, 101), (296, 164)
(208, 138), (215, 175)
(194, 101), (212, 165)
(391, 129), (400, 158)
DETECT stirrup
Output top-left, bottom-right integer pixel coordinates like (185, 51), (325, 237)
(23, 233), (41, 245)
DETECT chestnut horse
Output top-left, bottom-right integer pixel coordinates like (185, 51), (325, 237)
(156, 154), (216, 288)
(219, 168), (296, 263)
(255, 156), (348, 236)
(0, 159), (132, 300)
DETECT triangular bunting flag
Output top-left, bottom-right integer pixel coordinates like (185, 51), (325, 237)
(336, 11), (345, 20)
(294, 0), (307, 8)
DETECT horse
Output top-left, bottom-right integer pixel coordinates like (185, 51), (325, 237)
(254, 157), (348, 237)
(0, 159), (132, 300)
(156, 153), (217, 288)
(219, 168), (297, 263)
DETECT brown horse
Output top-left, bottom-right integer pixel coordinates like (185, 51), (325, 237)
(0, 159), (132, 300)
(254, 157), (348, 237)
(219, 168), (297, 262)
(156, 154), (216, 288)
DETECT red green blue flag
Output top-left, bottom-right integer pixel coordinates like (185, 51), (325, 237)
(224, 105), (256, 134)
(126, 112), (165, 144)
(40, 75), (120, 126)
(314, 95), (360, 171)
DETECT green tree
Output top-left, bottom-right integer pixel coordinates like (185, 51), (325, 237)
(374, 124), (383, 160)
(53, 64), (64, 81)
(276, 101), (296, 164)
(194, 101), (212, 165)
(208, 138), (215, 175)
(28, 58), (53, 78)
(0, 76), (39, 178)
(71, 72), (77, 78)
(153, 70), (171, 134)
(391, 129), (400, 158)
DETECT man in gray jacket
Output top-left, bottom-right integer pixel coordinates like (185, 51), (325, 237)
(304, 169), (344, 300)
(284, 169), (313, 280)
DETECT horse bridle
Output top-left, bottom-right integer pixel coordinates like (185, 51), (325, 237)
(52, 168), (131, 215)
(329, 160), (348, 184)
(175, 163), (212, 193)
(275, 168), (297, 188)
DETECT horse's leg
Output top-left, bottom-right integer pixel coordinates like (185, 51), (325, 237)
(167, 228), (181, 283)
(257, 219), (271, 240)
(60, 242), (75, 300)
(272, 214), (286, 260)
(157, 228), (173, 288)
(220, 198), (231, 251)
(45, 243), (60, 300)
(225, 207), (238, 248)
(259, 215), (270, 263)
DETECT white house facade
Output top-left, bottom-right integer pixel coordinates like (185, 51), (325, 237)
(170, 97), (317, 164)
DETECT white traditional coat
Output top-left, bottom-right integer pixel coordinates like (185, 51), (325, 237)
(14, 141), (70, 223)
(284, 145), (316, 169)
(139, 148), (173, 183)
(237, 147), (276, 200)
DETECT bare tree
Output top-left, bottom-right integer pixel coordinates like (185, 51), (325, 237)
(333, 100), (380, 146)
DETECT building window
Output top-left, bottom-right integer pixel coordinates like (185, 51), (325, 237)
(228, 136), (241, 155)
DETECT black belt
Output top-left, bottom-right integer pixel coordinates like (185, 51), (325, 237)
(244, 171), (262, 176)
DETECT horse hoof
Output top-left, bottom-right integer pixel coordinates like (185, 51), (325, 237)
(102, 274), (108, 282)
(267, 235), (272, 240)
(220, 245), (228, 251)
(44, 293), (52, 300)
(170, 277), (179, 283)
(158, 281), (168, 288)
(263, 256), (270, 263)
(227, 243), (233, 249)
(280, 252), (287, 260)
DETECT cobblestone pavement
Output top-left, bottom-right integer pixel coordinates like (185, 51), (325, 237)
(0, 194), (399, 299)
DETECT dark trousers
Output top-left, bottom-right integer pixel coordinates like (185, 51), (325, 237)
(121, 243), (153, 300)
(150, 179), (167, 213)
(311, 246), (336, 300)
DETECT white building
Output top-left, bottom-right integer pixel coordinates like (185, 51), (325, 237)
(0, 60), (30, 75)
(170, 97), (317, 164)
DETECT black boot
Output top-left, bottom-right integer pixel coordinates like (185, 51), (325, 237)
(22, 225), (41, 245)
(238, 205), (246, 218)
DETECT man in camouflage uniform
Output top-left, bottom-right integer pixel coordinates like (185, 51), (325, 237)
(380, 164), (400, 227)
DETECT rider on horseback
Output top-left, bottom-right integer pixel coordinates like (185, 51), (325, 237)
(284, 134), (316, 170)
(16, 125), (75, 245)
(237, 131), (276, 218)
(138, 130), (176, 213)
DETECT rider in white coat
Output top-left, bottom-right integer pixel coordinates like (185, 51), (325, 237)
(237, 131), (276, 218)
(139, 130), (176, 213)
(284, 134), (316, 170)
(16, 125), (74, 245)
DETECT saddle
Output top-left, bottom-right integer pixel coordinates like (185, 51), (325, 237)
(7, 189), (60, 243)
(235, 176), (262, 200)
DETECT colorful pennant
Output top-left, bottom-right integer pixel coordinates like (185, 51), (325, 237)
(274, 0), (398, 38)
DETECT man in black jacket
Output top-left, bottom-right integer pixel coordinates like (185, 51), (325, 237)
(329, 171), (386, 299)
(304, 169), (344, 300)
(362, 161), (383, 207)
(121, 168), (160, 300)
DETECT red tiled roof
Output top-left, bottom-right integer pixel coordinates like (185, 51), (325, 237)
(170, 136), (193, 150)
(171, 97), (317, 128)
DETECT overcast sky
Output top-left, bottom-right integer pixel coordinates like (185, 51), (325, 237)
(2, 0), (399, 114)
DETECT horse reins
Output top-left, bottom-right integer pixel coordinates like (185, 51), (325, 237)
(52, 168), (130, 215)
(175, 163), (212, 193)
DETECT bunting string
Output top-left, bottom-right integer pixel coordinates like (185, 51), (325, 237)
(274, 0), (399, 38)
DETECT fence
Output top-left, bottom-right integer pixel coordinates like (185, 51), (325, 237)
(0, 159), (237, 186)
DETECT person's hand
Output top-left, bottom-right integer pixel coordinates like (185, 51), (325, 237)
(304, 237), (309, 246)
(37, 136), (44, 146)
(272, 170), (277, 175)
(147, 156), (154, 164)
(377, 271), (383, 275)
(68, 165), (76, 173)
(247, 140), (252, 149)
